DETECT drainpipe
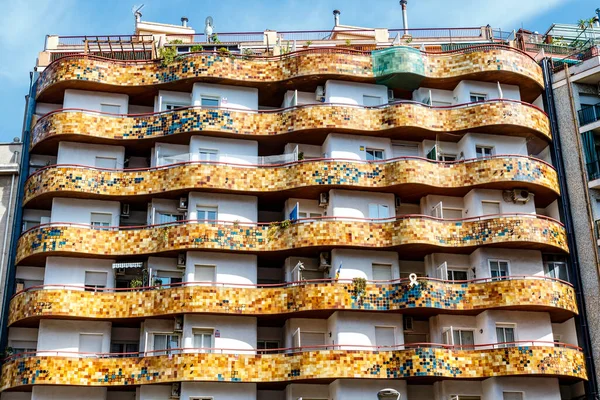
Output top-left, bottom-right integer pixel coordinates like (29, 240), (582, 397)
(0, 174), (16, 273)
(400, 0), (408, 35)
(540, 58), (599, 399)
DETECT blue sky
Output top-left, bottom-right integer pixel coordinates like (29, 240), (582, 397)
(0, 0), (596, 142)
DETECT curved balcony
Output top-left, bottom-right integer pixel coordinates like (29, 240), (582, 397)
(0, 342), (586, 390)
(16, 214), (568, 265)
(23, 155), (560, 208)
(7, 276), (577, 326)
(35, 46), (543, 104)
(30, 100), (551, 152)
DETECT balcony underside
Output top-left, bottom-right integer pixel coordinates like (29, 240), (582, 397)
(0, 346), (585, 391)
(35, 47), (544, 105)
(31, 102), (551, 155)
(16, 216), (568, 266)
(23, 156), (560, 209)
(8, 278), (578, 327)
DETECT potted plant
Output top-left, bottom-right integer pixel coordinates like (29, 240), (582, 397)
(352, 277), (367, 304)
(129, 278), (143, 289)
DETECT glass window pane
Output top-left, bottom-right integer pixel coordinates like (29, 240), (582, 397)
(461, 330), (474, 345)
(368, 204), (378, 218)
(201, 97), (219, 107)
(378, 205), (389, 219)
(154, 335), (167, 351)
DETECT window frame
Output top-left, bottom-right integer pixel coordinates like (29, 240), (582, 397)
(495, 323), (517, 348)
(151, 332), (181, 355)
(439, 153), (457, 162)
(544, 261), (569, 282)
(372, 263), (393, 281)
(366, 148), (385, 161)
(488, 259), (510, 279)
(481, 200), (501, 216)
(94, 156), (118, 169)
(447, 268), (469, 281)
(78, 333), (104, 355)
(368, 203), (390, 219)
(84, 271), (108, 291)
(99, 103), (121, 114)
(90, 212), (113, 230)
(194, 264), (216, 284)
(198, 148), (219, 162)
(192, 328), (215, 353)
(196, 206), (218, 224)
(475, 145), (495, 158)
(200, 96), (220, 107)
(374, 325), (397, 348)
(469, 93), (487, 103)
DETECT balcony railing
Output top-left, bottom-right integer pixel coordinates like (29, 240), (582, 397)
(157, 151), (298, 167)
(578, 102), (600, 126)
(46, 34), (156, 61)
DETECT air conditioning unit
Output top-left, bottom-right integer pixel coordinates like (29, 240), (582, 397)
(176, 253), (186, 268)
(319, 252), (331, 269)
(170, 382), (181, 399)
(120, 203), (130, 217)
(315, 86), (325, 102)
(512, 189), (531, 203)
(174, 316), (183, 332)
(388, 89), (395, 102)
(395, 195), (402, 208)
(318, 192), (329, 207)
(403, 316), (414, 332)
(116, 268), (126, 276)
(177, 197), (188, 211)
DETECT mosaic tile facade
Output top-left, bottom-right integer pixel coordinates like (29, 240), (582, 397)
(35, 47), (543, 99)
(1, 346), (585, 390)
(8, 278), (577, 324)
(23, 156), (559, 205)
(31, 101), (551, 149)
(16, 216), (568, 264)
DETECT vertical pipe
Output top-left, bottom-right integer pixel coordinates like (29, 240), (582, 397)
(400, 0), (408, 34)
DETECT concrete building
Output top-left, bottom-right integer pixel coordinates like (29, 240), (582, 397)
(0, 5), (595, 400)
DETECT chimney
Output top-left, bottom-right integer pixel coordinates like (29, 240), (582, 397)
(333, 10), (340, 27)
(400, 0), (408, 34)
(181, 17), (188, 27)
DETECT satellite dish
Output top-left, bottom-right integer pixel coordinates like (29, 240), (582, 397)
(205, 16), (214, 27)
(205, 16), (214, 38)
(132, 4), (145, 21)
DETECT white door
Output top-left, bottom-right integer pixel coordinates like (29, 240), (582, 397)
(432, 202), (443, 218)
(436, 262), (448, 280)
(375, 327), (395, 349)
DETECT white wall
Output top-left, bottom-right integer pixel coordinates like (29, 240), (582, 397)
(188, 192), (257, 223)
(183, 315), (257, 353)
(185, 251), (257, 285)
(8, 327), (38, 349)
(35, 102), (62, 116)
(154, 90), (191, 111)
(15, 266), (44, 283)
(476, 310), (554, 346)
(552, 318), (579, 346)
(412, 87), (453, 105)
(181, 382), (257, 400)
(420, 195), (464, 217)
(322, 133), (392, 160)
(463, 189), (536, 217)
(281, 90), (320, 107)
(328, 311), (404, 350)
(435, 380), (483, 400)
(152, 142), (188, 167)
(32, 387), (107, 400)
(192, 83), (258, 110)
(329, 249), (399, 280)
(284, 198), (323, 219)
(137, 385), (171, 400)
(45, 256), (116, 289)
(482, 377), (561, 400)
(140, 319), (174, 352)
(285, 384), (329, 400)
(284, 318), (328, 348)
(51, 198), (121, 226)
(57, 142), (125, 168)
(459, 133), (528, 159)
(37, 319), (111, 355)
(149, 198), (179, 225)
(325, 80), (388, 106)
(453, 80), (521, 103)
(284, 143), (323, 159)
(1, 393), (32, 400)
(63, 89), (129, 113)
(330, 380), (407, 400)
(189, 135), (258, 164)
(469, 248), (544, 279)
(328, 189), (395, 219)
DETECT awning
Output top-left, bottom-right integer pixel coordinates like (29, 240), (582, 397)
(112, 262), (144, 269)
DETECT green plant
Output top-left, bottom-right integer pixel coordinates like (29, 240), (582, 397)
(267, 220), (292, 240)
(190, 44), (204, 52)
(305, 40), (313, 47)
(233, 220), (240, 228)
(218, 47), (231, 56)
(298, 152), (304, 161)
(279, 219), (292, 229)
(153, 278), (163, 287)
(345, 39), (352, 46)
(4, 346), (13, 357)
(242, 48), (254, 59)
(159, 39), (183, 66)
(352, 277), (367, 305)
(129, 278), (143, 289)
(211, 33), (221, 44)
(405, 36), (413, 44)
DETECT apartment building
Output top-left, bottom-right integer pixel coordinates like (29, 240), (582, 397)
(0, 9), (593, 400)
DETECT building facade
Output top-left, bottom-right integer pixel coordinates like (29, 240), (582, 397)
(0, 13), (593, 400)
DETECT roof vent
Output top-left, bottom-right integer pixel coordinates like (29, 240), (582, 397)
(333, 10), (340, 26)
(181, 16), (188, 27)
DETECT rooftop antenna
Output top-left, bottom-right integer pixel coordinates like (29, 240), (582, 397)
(205, 16), (214, 42)
(132, 4), (145, 23)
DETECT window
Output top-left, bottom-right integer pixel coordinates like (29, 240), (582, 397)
(489, 260), (509, 279)
(439, 153), (457, 162)
(475, 146), (494, 158)
(372, 263), (393, 281)
(257, 340), (280, 350)
(443, 328), (474, 349)
(155, 270), (183, 286)
(447, 269), (469, 281)
(195, 264), (216, 283)
(9, 340), (37, 358)
(363, 95), (382, 106)
(156, 212), (184, 225)
(152, 334), (180, 355)
(95, 156), (117, 169)
(368, 204), (389, 219)
(22, 219), (40, 232)
(110, 342), (139, 357)
(495, 324), (516, 347)
(197, 206), (218, 223)
(100, 104), (121, 114)
(200, 96), (220, 107)
(442, 208), (463, 219)
(193, 329), (214, 353)
(375, 326), (395, 348)
(450, 396), (481, 400)
(545, 261), (569, 282)
(481, 201), (500, 215)
(165, 103), (188, 111)
(198, 148), (219, 161)
(79, 333), (103, 355)
(90, 212), (112, 230)
(469, 93), (487, 102)
(366, 148), (385, 161)
(503, 392), (523, 400)
(298, 212), (322, 219)
(84, 271), (107, 291)
(15, 279), (43, 292)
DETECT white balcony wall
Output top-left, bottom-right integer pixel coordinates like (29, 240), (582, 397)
(552, 318), (579, 346)
(329, 249), (399, 280)
(149, 199), (179, 225)
(476, 310), (554, 345)
(185, 251), (257, 285)
(429, 314), (477, 344)
(459, 133), (528, 159)
(57, 142), (125, 168)
(412, 87), (453, 105)
(183, 315), (256, 354)
(328, 311), (405, 350)
(181, 382), (257, 400)
(154, 90), (191, 112)
(189, 135), (258, 165)
(330, 379), (407, 400)
(283, 198), (324, 220)
(482, 377), (561, 400)
(424, 253), (471, 278)
(37, 320), (111, 355)
(8, 327), (38, 349)
(51, 198), (121, 226)
(192, 83), (258, 110)
(187, 192), (257, 223)
(31, 387), (107, 400)
(420, 195), (464, 217)
(470, 248), (544, 279)
(324, 80), (388, 105)
(284, 318), (328, 348)
(422, 140), (460, 159)
(434, 380), (482, 400)
(151, 142), (188, 167)
(15, 266), (44, 284)
(327, 189), (395, 220)
(284, 143), (323, 159)
(464, 189), (536, 217)
(281, 90), (320, 107)
(285, 384), (329, 400)
(63, 89), (129, 114)
(44, 256), (115, 289)
(35, 102), (62, 116)
(322, 133), (392, 160)
(137, 385), (172, 400)
(453, 80), (521, 103)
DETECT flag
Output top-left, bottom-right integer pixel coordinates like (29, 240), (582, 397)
(335, 262), (342, 280)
